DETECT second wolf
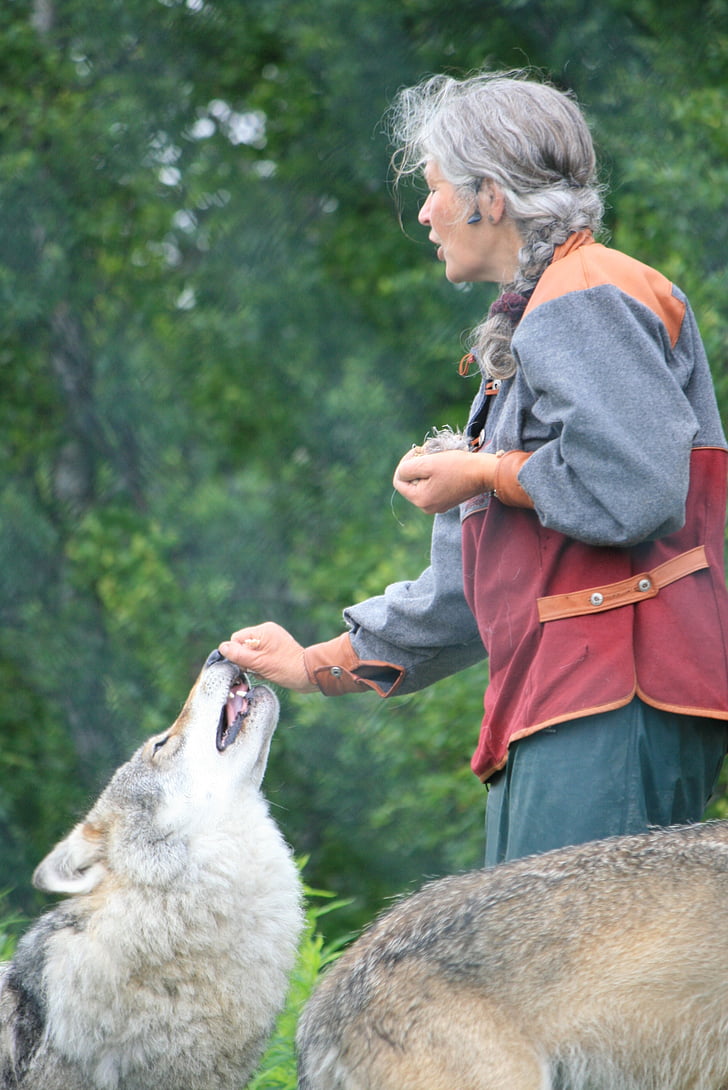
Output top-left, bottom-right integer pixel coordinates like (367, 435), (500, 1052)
(298, 820), (728, 1090)
(0, 651), (303, 1090)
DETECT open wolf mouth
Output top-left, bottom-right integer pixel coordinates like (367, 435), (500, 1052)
(216, 673), (253, 752)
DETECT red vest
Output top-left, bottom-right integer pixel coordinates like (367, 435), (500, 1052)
(461, 447), (728, 781)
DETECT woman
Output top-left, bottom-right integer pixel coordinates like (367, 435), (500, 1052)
(220, 71), (728, 865)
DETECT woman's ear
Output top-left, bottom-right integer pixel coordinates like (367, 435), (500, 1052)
(485, 182), (506, 225)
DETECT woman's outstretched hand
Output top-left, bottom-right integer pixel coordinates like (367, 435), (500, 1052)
(219, 622), (318, 692)
(393, 448), (497, 514)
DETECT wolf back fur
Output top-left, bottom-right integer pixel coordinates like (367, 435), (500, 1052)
(0, 652), (303, 1090)
(297, 820), (728, 1090)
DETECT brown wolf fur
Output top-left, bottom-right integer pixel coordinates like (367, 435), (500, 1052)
(297, 821), (728, 1089)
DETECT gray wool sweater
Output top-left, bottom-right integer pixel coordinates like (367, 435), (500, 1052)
(341, 242), (727, 697)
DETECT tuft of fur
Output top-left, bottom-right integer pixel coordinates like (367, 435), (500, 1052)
(297, 821), (728, 1090)
(412, 426), (469, 454)
(0, 653), (303, 1090)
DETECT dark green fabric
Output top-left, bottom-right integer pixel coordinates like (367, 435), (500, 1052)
(484, 698), (728, 867)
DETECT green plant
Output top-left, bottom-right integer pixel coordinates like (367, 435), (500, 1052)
(247, 877), (351, 1090)
(0, 890), (25, 962)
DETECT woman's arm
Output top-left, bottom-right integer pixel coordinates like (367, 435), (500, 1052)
(515, 287), (700, 547)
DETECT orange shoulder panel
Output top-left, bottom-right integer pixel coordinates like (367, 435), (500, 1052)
(525, 232), (686, 347)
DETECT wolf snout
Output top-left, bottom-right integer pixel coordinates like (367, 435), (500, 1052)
(206, 648), (225, 668)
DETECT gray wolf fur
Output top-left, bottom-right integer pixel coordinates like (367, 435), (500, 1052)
(297, 821), (728, 1090)
(0, 651), (303, 1090)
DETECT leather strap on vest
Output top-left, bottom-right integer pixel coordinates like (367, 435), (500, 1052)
(537, 545), (709, 623)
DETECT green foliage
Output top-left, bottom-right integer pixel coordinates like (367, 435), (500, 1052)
(248, 877), (350, 1090)
(0, 892), (25, 963)
(0, 0), (726, 934)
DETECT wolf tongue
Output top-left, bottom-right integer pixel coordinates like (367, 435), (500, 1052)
(226, 689), (247, 729)
(217, 687), (251, 752)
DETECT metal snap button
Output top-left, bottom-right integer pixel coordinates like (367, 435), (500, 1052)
(637, 578), (652, 592)
(590, 592), (604, 607)
(330, 666), (343, 677)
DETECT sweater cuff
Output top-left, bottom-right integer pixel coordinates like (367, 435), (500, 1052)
(303, 632), (405, 697)
(493, 450), (534, 508)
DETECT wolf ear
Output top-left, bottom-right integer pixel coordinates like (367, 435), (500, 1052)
(33, 821), (108, 895)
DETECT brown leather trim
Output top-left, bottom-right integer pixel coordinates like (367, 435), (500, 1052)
(475, 683), (728, 783)
(476, 692), (637, 781)
(537, 545), (709, 623)
(524, 233), (686, 348)
(303, 632), (405, 697)
(493, 450), (535, 508)
(634, 686), (728, 721)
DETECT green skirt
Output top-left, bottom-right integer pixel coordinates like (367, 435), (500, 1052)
(484, 697), (728, 867)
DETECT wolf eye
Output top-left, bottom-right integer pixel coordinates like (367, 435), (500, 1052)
(152, 735), (169, 755)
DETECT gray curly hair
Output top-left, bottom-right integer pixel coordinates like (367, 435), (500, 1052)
(387, 70), (606, 378)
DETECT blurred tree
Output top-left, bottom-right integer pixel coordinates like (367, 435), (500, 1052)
(0, 0), (725, 931)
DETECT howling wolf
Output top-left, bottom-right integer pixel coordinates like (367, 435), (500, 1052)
(297, 820), (728, 1090)
(0, 650), (303, 1090)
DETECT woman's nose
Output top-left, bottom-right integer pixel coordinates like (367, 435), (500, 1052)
(418, 194), (432, 226)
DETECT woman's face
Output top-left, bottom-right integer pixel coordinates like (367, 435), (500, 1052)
(418, 161), (522, 285)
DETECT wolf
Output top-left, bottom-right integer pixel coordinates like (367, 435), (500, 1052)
(0, 650), (303, 1090)
(297, 820), (728, 1090)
